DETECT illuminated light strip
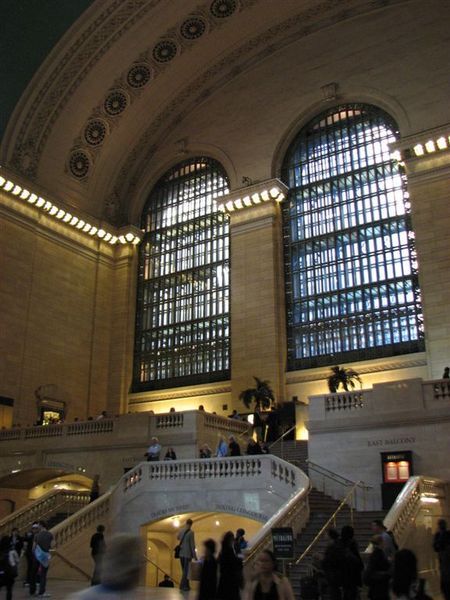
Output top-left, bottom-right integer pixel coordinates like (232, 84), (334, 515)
(390, 128), (450, 162)
(218, 178), (289, 214)
(0, 168), (143, 246)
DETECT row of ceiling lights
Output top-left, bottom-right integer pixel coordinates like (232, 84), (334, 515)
(0, 170), (142, 245)
(218, 181), (287, 214)
(391, 131), (450, 162)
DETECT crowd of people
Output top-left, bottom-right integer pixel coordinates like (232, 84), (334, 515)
(143, 434), (271, 463)
(1, 514), (449, 599)
(0, 520), (54, 599)
(308, 518), (449, 600)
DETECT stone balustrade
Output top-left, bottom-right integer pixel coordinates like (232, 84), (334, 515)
(0, 410), (252, 487)
(307, 376), (450, 510)
(113, 455), (308, 533)
(52, 492), (111, 549)
(0, 489), (90, 538)
(309, 377), (450, 424)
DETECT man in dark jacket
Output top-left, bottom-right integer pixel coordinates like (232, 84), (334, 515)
(90, 524), (106, 585)
(433, 519), (450, 600)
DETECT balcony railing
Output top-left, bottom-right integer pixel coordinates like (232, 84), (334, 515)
(309, 377), (450, 424)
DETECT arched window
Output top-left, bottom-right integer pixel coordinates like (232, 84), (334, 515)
(282, 104), (424, 370)
(133, 157), (230, 391)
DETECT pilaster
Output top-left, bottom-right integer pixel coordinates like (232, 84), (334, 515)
(391, 126), (450, 378)
(218, 180), (288, 407)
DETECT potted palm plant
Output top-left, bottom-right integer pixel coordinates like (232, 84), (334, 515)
(239, 377), (275, 410)
(327, 366), (362, 393)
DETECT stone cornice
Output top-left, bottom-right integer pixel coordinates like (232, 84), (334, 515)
(129, 382), (231, 404)
(308, 410), (450, 435)
(286, 353), (427, 385)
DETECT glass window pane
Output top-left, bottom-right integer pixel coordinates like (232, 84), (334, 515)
(282, 104), (424, 370)
(133, 157), (230, 390)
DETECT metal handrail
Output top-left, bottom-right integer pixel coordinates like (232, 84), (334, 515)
(243, 465), (311, 566)
(144, 554), (180, 586)
(305, 460), (372, 491)
(269, 425), (297, 449)
(294, 480), (362, 565)
(51, 549), (90, 580)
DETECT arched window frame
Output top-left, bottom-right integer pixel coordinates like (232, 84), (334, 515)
(281, 103), (424, 371)
(133, 157), (230, 391)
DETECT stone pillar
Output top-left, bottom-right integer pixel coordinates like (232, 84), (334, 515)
(393, 128), (450, 378)
(218, 180), (288, 408)
(107, 244), (139, 416)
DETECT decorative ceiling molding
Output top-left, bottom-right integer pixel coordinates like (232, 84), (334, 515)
(5, 0), (165, 178)
(111, 0), (412, 213)
(4, 0), (411, 216)
(65, 0), (246, 183)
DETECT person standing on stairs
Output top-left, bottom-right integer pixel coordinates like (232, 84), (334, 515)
(340, 525), (364, 600)
(322, 528), (345, 600)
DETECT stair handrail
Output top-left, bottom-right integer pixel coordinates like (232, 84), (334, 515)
(243, 466), (311, 567)
(305, 460), (373, 491)
(51, 548), (91, 580)
(268, 425), (297, 449)
(294, 480), (363, 565)
(0, 489), (89, 535)
(144, 554), (180, 586)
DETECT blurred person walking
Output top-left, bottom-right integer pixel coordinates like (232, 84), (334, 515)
(371, 520), (396, 562)
(322, 528), (345, 600)
(67, 534), (143, 599)
(90, 525), (106, 585)
(341, 525), (364, 600)
(433, 519), (450, 600)
(198, 539), (217, 600)
(217, 531), (242, 600)
(243, 549), (295, 600)
(391, 548), (430, 600)
(0, 535), (19, 600)
(363, 535), (391, 600)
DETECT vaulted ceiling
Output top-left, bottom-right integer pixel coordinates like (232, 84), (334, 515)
(2, 0), (445, 227)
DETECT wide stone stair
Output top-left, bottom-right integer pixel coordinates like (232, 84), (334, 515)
(270, 439), (384, 598)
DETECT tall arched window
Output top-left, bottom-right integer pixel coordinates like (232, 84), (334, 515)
(133, 157), (230, 391)
(282, 104), (424, 370)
